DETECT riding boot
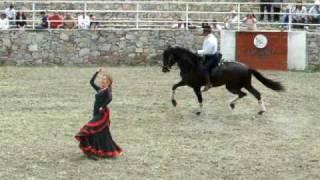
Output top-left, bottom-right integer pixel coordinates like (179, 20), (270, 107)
(203, 74), (213, 92)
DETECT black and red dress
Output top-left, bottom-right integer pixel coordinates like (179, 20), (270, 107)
(75, 72), (122, 158)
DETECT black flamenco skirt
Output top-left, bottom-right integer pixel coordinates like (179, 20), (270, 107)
(75, 108), (122, 157)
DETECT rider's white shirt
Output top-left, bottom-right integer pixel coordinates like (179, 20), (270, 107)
(197, 33), (218, 55)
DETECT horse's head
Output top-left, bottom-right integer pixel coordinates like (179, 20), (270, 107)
(162, 46), (176, 73)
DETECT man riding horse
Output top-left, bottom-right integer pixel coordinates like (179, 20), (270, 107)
(197, 25), (222, 92)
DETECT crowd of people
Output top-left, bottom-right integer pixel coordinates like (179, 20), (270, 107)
(1, 1), (320, 31)
(0, 4), (100, 30)
(171, 0), (320, 31)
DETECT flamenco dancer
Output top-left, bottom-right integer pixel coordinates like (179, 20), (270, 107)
(75, 68), (122, 160)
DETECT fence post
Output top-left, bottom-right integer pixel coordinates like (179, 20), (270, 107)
(136, 3), (139, 29)
(84, 1), (87, 15)
(32, 2), (36, 29)
(288, 5), (292, 32)
(237, 3), (240, 31)
(185, 3), (189, 30)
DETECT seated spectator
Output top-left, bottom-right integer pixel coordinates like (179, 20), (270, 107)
(211, 19), (223, 31)
(5, 4), (16, 26)
(63, 14), (76, 29)
(243, 14), (257, 30)
(78, 13), (90, 29)
(291, 1), (307, 29)
(224, 7), (238, 29)
(0, 13), (9, 30)
(171, 19), (187, 29)
(36, 11), (48, 29)
(308, 0), (320, 24)
(48, 12), (64, 29)
(89, 14), (99, 30)
(16, 12), (27, 29)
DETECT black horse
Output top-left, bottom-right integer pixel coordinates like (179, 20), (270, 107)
(161, 46), (284, 115)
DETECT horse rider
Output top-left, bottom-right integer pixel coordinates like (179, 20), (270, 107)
(197, 25), (221, 92)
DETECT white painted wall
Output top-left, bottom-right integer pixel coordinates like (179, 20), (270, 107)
(287, 31), (307, 70)
(220, 30), (236, 61)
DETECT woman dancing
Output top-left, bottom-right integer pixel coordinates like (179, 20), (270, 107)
(75, 68), (122, 160)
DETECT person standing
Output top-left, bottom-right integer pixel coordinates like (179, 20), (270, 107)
(260, 0), (272, 21)
(16, 12), (27, 29)
(75, 68), (122, 160)
(197, 26), (220, 92)
(5, 4), (16, 27)
(273, 0), (283, 21)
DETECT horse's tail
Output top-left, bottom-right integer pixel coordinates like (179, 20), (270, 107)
(249, 69), (285, 91)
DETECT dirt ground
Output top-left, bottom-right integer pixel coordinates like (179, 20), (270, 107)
(0, 67), (319, 180)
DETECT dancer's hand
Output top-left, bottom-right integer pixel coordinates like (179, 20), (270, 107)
(97, 68), (102, 73)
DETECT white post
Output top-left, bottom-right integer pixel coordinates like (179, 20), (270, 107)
(32, 2), (36, 29)
(136, 3), (139, 29)
(237, 3), (240, 31)
(288, 5), (292, 32)
(185, 3), (189, 30)
(84, 1), (87, 16)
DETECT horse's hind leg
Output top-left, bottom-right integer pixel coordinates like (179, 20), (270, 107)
(226, 86), (247, 110)
(245, 84), (266, 115)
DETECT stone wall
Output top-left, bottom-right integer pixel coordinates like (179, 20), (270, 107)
(0, 30), (319, 69)
(306, 32), (320, 70)
(0, 30), (210, 66)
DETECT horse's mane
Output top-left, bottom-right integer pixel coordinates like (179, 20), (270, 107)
(171, 46), (203, 65)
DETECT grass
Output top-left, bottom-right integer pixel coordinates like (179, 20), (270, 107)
(0, 67), (320, 180)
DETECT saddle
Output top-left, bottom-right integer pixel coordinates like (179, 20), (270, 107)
(201, 52), (223, 73)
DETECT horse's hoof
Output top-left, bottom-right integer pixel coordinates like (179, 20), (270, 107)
(172, 99), (177, 107)
(258, 111), (265, 115)
(196, 111), (201, 115)
(230, 103), (235, 110)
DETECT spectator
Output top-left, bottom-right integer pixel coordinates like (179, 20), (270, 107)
(5, 4), (16, 26)
(89, 14), (99, 30)
(292, 1), (307, 29)
(78, 12), (90, 29)
(260, 0), (272, 21)
(36, 11), (48, 29)
(243, 14), (257, 30)
(224, 7), (238, 29)
(0, 13), (9, 30)
(201, 20), (209, 29)
(63, 14), (76, 29)
(16, 11), (27, 29)
(308, 0), (320, 24)
(273, 0), (283, 21)
(171, 19), (186, 29)
(211, 19), (223, 31)
(48, 12), (64, 29)
(187, 18), (197, 29)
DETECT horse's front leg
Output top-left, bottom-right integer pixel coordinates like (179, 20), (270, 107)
(193, 87), (203, 115)
(171, 80), (186, 107)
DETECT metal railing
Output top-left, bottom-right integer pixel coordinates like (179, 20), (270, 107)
(0, 1), (319, 31)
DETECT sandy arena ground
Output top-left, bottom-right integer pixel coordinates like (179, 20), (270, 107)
(0, 67), (319, 180)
